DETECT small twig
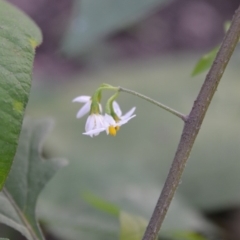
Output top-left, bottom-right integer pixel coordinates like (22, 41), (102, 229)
(118, 87), (187, 121)
(142, 5), (240, 240)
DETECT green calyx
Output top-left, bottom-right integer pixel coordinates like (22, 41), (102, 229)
(90, 89), (102, 114)
(89, 83), (120, 116)
(106, 92), (120, 121)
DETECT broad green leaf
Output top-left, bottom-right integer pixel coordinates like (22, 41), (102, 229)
(0, 119), (67, 240)
(119, 212), (147, 240)
(62, 0), (170, 56)
(191, 46), (219, 77)
(0, 1), (42, 190)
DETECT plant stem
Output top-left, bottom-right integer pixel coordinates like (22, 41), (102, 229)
(118, 87), (187, 121)
(142, 5), (240, 240)
(2, 188), (41, 240)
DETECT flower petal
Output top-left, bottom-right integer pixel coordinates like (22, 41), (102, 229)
(104, 114), (116, 126)
(121, 107), (136, 120)
(119, 114), (136, 126)
(72, 95), (91, 103)
(85, 115), (95, 132)
(113, 101), (122, 117)
(76, 102), (91, 118)
(83, 127), (105, 136)
(95, 115), (105, 128)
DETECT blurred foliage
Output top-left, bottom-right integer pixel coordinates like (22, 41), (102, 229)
(1, 0), (240, 239)
(62, 0), (170, 56)
(83, 192), (120, 216)
(119, 211), (147, 240)
(0, 0), (42, 190)
(192, 20), (235, 77)
(0, 119), (67, 240)
(224, 21), (231, 33)
(191, 47), (219, 76)
(171, 232), (208, 240)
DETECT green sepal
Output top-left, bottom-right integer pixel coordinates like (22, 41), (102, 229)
(90, 88), (102, 114)
(105, 92), (120, 121)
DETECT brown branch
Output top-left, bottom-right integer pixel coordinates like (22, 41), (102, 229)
(142, 5), (240, 240)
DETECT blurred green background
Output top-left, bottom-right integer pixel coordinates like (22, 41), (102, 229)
(1, 0), (240, 239)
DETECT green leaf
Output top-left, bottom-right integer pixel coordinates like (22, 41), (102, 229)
(119, 212), (147, 240)
(83, 192), (120, 216)
(224, 21), (231, 33)
(191, 46), (219, 77)
(0, 1), (42, 190)
(171, 231), (208, 240)
(62, 0), (169, 56)
(192, 20), (236, 77)
(0, 119), (67, 240)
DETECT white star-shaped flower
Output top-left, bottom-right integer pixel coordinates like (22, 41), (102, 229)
(72, 95), (102, 118)
(113, 101), (136, 122)
(83, 103), (136, 137)
(84, 114), (105, 137)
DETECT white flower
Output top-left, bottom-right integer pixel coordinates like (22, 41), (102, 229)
(83, 114), (105, 137)
(104, 113), (136, 136)
(72, 95), (102, 118)
(113, 101), (136, 121)
(83, 104), (136, 137)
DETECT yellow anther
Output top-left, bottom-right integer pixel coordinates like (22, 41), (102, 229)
(109, 126), (117, 136)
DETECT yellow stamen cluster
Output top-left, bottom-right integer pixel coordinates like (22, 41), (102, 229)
(109, 126), (117, 136)
(108, 125), (120, 136)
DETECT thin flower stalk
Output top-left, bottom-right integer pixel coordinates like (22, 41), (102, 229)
(118, 87), (187, 121)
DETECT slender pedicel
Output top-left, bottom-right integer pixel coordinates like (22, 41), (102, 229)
(118, 87), (187, 121)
